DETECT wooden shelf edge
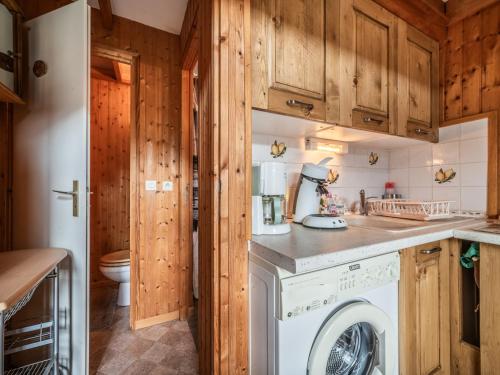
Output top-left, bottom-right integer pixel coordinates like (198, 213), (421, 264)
(0, 81), (24, 105)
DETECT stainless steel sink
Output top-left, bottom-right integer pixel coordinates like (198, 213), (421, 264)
(346, 215), (474, 233)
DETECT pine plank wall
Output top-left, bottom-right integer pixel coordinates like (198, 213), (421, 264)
(90, 78), (131, 286)
(91, 10), (182, 326)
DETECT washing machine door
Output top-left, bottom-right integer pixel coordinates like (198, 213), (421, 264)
(307, 301), (395, 375)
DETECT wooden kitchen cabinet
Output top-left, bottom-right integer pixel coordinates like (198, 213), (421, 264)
(397, 21), (439, 142)
(251, 0), (339, 121)
(339, 0), (397, 134)
(399, 240), (451, 375)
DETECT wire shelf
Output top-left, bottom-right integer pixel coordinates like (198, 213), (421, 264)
(5, 359), (54, 375)
(3, 281), (42, 323)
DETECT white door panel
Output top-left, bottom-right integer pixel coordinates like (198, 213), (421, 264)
(13, 1), (89, 374)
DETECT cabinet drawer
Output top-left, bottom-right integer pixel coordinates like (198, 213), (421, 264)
(352, 110), (389, 133)
(268, 88), (326, 121)
(407, 122), (437, 143)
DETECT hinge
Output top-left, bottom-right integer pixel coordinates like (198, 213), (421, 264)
(0, 51), (14, 73)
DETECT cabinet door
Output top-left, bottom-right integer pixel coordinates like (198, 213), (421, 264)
(398, 21), (439, 142)
(399, 240), (451, 375)
(273, 0), (325, 99)
(252, 0), (334, 120)
(339, 0), (397, 133)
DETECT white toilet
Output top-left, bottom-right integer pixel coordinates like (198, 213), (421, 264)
(99, 250), (130, 306)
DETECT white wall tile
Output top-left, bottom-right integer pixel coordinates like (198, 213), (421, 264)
(460, 163), (487, 187)
(439, 125), (461, 143)
(409, 144), (433, 167)
(433, 187), (461, 211)
(389, 148), (409, 169)
(461, 119), (488, 140)
(461, 187), (487, 213)
(389, 168), (409, 188)
(460, 137), (488, 163)
(409, 167), (433, 187)
(432, 141), (459, 165)
(409, 187), (432, 201)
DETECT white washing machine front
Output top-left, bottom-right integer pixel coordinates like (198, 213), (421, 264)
(275, 283), (398, 375)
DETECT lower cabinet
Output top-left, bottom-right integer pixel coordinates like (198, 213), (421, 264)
(399, 240), (451, 375)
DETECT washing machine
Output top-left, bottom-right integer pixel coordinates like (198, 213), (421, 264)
(249, 251), (400, 375)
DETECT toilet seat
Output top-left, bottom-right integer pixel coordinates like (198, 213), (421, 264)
(100, 250), (130, 267)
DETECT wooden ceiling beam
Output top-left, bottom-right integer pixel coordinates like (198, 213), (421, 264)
(98, 0), (113, 30)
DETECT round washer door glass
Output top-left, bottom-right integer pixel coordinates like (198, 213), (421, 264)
(308, 302), (395, 375)
(326, 322), (377, 374)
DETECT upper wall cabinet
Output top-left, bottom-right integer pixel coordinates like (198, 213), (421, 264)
(0, 0), (23, 104)
(252, 0), (339, 121)
(339, 0), (397, 134)
(397, 21), (439, 142)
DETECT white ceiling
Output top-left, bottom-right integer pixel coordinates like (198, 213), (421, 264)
(88, 0), (188, 35)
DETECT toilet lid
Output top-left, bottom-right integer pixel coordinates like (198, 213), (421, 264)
(100, 250), (130, 266)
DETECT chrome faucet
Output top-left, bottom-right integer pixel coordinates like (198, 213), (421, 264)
(359, 189), (377, 215)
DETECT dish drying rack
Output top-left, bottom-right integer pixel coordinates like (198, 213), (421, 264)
(1, 269), (59, 375)
(368, 199), (453, 221)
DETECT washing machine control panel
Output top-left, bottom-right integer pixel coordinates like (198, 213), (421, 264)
(279, 252), (400, 320)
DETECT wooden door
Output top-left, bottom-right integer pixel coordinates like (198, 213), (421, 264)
(339, 0), (396, 133)
(252, 0), (335, 120)
(399, 240), (451, 375)
(398, 21), (439, 142)
(480, 243), (500, 374)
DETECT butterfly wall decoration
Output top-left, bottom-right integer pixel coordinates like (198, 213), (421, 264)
(270, 140), (287, 158)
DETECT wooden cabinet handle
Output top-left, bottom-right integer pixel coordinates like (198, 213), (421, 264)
(415, 128), (430, 135)
(286, 99), (314, 115)
(363, 116), (383, 125)
(420, 247), (441, 255)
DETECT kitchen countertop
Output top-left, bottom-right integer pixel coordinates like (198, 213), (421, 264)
(251, 217), (490, 274)
(0, 248), (68, 313)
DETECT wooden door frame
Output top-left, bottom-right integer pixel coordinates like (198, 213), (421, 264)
(441, 111), (498, 218)
(179, 29), (199, 321)
(91, 43), (140, 329)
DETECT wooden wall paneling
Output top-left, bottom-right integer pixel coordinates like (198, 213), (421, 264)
(198, 0), (250, 373)
(90, 78), (131, 285)
(92, 11), (182, 328)
(461, 13), (482, 116)
(16, 0), (71, 20)
(0, 103), (13, 252)
(480, 2), (500, 113)
(250, 0), (270, 110)
(444, 21), (463, 120)
(480, 243), (500, 374)
(179, 5), (200, 321)
(449, 238), (480, 374)
(180, 0), (200, 59)
(446, 0), (499, 25)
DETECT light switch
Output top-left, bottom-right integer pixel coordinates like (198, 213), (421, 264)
(162, 181), (174, 191)
(145, 180), (157, 191)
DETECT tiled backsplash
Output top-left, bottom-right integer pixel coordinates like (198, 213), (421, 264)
(252, 133), (389, 210)
(253, 118), (488, 214)
(389, 119), (488, 213)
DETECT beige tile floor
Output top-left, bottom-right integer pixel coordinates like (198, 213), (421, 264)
(90, 306), (198, 374)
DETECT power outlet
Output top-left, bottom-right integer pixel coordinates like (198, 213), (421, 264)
(162, 181), (174, 191)
(145, 180), (157, 191)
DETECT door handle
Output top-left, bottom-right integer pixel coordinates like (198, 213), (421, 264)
(52, 180), (79, 217)
(415, 128), (430, 135)
(286, 99), (314, 116)
(363, 116), (384, 124)
(420, 247), (441, 255)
